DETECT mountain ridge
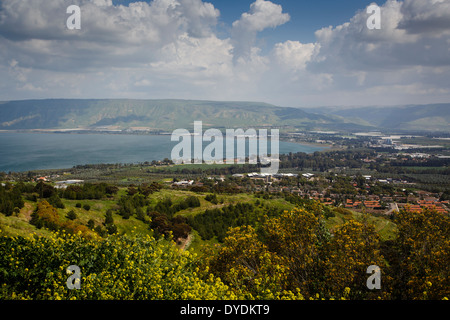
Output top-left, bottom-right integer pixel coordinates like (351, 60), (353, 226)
(304, 103), (450, 132)
(0, 99), (448, 132)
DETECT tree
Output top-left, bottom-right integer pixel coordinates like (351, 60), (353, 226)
(106, 223), (117, 235)
(34, 181), (55, 198)
(30, 200), (60, 230)
(323, 219), (386, 299)
(136, 207), (146, 221)
(87, 219), (95, 230)
(66, 210), (77, 221)
(104, 209), (114, 226)
(388, 208), (450, 300)
(260, 208), (327, 298)
(171, 223), (191, 240)
(0, 184), (24, 216)
(49, 194), (65, 209)
(207, 225), (291, 299)
(150, 214), (172, 238)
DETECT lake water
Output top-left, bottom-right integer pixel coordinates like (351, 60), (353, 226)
(0, 132), (325, 173)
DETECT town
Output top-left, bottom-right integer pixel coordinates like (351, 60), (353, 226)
(168, 170), (448, 216)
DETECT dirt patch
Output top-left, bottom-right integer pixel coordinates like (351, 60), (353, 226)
(20, 202), (34, 222)
(178, 234), (193, 251)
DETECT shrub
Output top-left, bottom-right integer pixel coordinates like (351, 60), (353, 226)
(66, 210), (77, 221)
(0, 232), (236, 300)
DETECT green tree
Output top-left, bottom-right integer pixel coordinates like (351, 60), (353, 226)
(323, 219), (386, 299)
(66, 210), (77, 221)
(104, 210), (114, 225)
(389, 208), (450, 300)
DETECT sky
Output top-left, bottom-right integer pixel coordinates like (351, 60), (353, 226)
(1, 0), (450, 107)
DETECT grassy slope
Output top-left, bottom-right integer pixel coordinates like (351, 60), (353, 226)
(325, 209), (397, 241)
(0, 188), (397, 251)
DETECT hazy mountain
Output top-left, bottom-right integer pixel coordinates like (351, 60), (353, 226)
(0, 99), (369, 132)
(306, 104), (450, 132)
(0, 99), (447, 132)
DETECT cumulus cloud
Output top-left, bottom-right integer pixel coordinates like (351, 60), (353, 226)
(176, 0), (220, 38)
(272, 41), (318, 71)
(0, 0), (449, 106)
(399, 0), (450, 35)
(315, 0), (450, 73)
(260, 0), (448, 106)
(231, 0), (290, 61)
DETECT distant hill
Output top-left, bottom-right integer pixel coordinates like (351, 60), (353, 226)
(0, 99), (369, 132)
(307, 104), (450, 132)
(0, 99), (448, 132)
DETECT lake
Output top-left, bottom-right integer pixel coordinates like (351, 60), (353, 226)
(0, 132), (325, 173)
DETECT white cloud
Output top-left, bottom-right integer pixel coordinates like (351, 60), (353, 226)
(399, 0), (450, 35)
(231, 0), (290, 61)
(0, 0), (449, 106)
(232, 0), (290, 32)
(272, 41), (317, 71)
(176, 0), (220, 38)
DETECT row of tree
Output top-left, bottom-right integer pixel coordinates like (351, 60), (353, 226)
(59, 183), (119, 200)
(189, 202), (285, 242)
(0, 184), (24, 217)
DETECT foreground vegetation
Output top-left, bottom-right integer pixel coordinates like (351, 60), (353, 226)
(0, 180), (449, 300)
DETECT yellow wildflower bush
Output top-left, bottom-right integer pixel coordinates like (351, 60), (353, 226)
(0, 231), (233, 300)
(323, 219), (386, 299)
(390, 208), (450, 300)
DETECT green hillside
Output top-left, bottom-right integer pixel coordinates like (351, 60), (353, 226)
(1, 99), (448, 132)
(0, 186), (397, 250)
(0, 99), (366, 131)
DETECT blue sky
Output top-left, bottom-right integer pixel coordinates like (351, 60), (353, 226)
(113, 0), (376, 43)
(1, 0), (450, 107)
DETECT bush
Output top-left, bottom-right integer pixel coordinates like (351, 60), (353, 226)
(66, 210), (77, 221)
(48, 194), (65, 209)
(30, 201), (97, 239)
(87, 219), (95, 230)
(0, 232), (237, 300)
(205, 193), (218, 205)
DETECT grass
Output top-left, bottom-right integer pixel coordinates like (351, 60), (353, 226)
(0, 201), (50, 238)
(151, 163), (249, 172)
(0, 188), (398, 250)
(325, 207), (397, 241)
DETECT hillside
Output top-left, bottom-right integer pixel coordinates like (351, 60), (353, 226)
(0, 186), (396, 250)
(0, 99), (369, 132)
(1, 99), (448, 132)
(308, 104), (450, 132)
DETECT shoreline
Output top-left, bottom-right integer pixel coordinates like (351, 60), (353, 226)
(0, 131), (328, 174)
(0, 129), (335, 144)
(0, 128), (336, 150)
